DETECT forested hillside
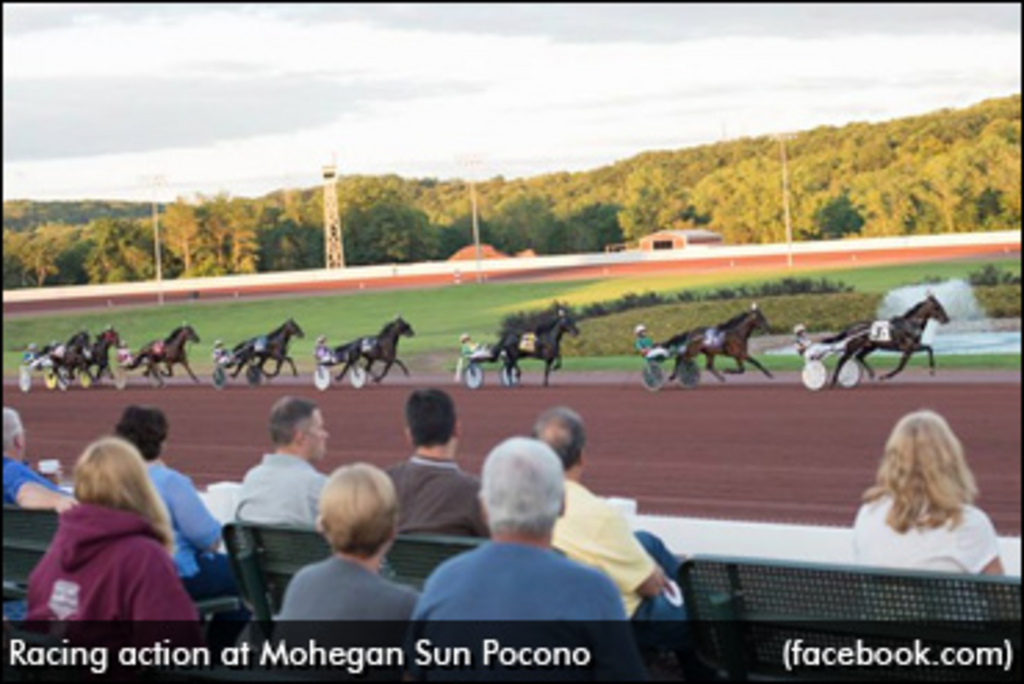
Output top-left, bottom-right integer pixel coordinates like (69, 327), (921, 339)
(4, 95), (1019, 289)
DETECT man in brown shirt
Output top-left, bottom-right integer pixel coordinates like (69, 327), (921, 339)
(387, 389), (488, 538)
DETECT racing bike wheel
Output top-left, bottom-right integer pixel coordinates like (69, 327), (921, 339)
(641, 361), (665, 393)
(677, 359), (701, 389)
(78, 372), (93, 389)
(837, 360), (861, 389)
(349, 365), (368, 389)
(113, 366), (128, 391)
(43, 368), (58, 391)
(212, 366), (227, 390)
(246, 365), (263, 387)
(314, 365), (331, 391)
(500, 366), (519, 388)
(464, 362), (484, 390)
(801, 359), (828, 391)
(19, 366), (32, 393)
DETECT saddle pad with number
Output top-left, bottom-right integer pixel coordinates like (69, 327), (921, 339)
(361, 337), (377, 354)
(254, 336), (268, 353)
(152, 341), (166, 357)
(519, 334), (537, 354)
(869, 321), (892, 342)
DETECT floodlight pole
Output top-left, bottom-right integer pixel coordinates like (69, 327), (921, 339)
(777, 134), (794, 269)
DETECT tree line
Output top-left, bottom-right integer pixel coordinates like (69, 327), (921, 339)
(3, 94), (1019, 289)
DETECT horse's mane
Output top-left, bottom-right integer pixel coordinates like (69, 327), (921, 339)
(267, 320), (288, 338)
(68, 330), (89, 345)
(379, 318), (404, 337)
(535, 317), (559, 335)
(901, 297), (932, 319)
(165, 325), (189, 343)
(719, 310), (753, 330)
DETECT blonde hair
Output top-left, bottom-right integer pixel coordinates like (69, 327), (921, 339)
(74, 437), (174, 552)
(863, 410), (978, 533)
(317, 463), (398, 558)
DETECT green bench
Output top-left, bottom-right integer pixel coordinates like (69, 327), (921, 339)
(679, 554), (1021, 681)
(223, 522), (486, 630)
(3, 504), (240, 618)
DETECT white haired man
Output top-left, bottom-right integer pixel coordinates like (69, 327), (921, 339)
(3, 407), (75, 512)
(408, 437), (645, 680)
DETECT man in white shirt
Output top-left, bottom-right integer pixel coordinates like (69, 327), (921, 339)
(236, 397), (329, 527)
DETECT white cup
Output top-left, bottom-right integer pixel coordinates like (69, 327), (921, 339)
(38, 459), (61, 476)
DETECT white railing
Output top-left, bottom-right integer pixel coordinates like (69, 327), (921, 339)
(4, 230), (1019, 304)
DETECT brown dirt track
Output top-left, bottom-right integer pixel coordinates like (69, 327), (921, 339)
(5, 370), (1020, 536)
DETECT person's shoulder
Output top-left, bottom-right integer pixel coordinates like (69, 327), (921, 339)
(958, 505), (997, 534)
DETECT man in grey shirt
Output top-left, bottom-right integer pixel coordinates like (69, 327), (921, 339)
(236, 396), (328, 527)
(278, 463), (418, 620)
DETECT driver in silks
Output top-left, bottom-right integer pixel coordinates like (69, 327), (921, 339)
(634, 324), (655, 356)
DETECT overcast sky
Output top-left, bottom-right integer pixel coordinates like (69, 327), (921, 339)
(3, 3), (1020, 202)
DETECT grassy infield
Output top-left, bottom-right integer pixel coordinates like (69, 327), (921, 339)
(3, 258), (1020, 376)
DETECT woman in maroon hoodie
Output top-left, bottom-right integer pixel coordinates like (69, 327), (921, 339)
(27, 437), (201, 644)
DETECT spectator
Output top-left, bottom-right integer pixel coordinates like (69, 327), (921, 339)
(278, 463), (419, 620)
(237, 397), (328, 526)
(387, 389), (487, 537)
(115, 405), (247, 615)
(535, 407), (689, 657)
(3, 407), (75, 512)
(409, 437), (645, 680)
(854, 409), (1004, 575)
(27, 437), (199, 626)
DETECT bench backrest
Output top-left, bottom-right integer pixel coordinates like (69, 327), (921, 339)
(680, 555), (1021, 681)
(3, 504), (60, 597)
(382, 533), (486, 589)
(222, 522), (329, 625)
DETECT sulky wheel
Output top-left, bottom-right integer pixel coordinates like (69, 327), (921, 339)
(801, 359), (828, 391)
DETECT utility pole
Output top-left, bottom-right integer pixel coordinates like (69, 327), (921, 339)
(322, 161), (345, 269)
(777, 134), (795, 268)
(457, 155), (484, 283)
(141, 174), (166, 305)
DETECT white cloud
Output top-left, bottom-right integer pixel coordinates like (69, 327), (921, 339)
(3, 5), (1020, 202)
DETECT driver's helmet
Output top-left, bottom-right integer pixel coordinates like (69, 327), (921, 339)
(316, 335), (327, 345)
(27, 343), (38, 352)
(460, 333), (471, 343)
(793, 324), (807, 335)
(634, 324), (647, 336)
(213, 339), (225, 348)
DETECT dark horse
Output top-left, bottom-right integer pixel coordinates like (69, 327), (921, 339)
(826, 293), (950, 386)
(495, 309), (580, 387)
(85, 326), (122, 381)
(52, 331), (93, 383)
(332, 316), (416, 384)
(230, 318), (305, 379)
(663, 304), (773, 382)
(127, 324), (201, 387)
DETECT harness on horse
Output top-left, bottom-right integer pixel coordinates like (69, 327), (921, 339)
(703, 328), (725, 350)
(254, 336), (269, 354)
(519, 334), (537, 354)
(152, 341), (166, 357)
(869, 321), (892, 343)
(360, 338), (377, 354)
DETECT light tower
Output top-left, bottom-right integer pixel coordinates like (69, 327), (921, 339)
(322, 163), (345, 269)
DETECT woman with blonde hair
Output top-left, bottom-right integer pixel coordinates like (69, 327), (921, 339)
(278, 462), (419, 620)
(27, 437), (200, 622)
(853, 410), (1003, 575)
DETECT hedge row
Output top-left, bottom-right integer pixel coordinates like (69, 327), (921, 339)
(562, 285), (1020, 358)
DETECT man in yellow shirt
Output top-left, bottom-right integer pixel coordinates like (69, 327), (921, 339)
(534, 406), (689, 658)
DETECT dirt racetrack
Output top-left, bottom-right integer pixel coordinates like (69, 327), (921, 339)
(6, 370), (1020, 536)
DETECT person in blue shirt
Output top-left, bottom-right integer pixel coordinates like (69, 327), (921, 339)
(3, 407), (75, 512)
(114, 405), (248, 630)
(407, 437), (646, 681)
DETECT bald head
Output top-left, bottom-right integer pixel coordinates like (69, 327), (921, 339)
(532, 406), (586, 472)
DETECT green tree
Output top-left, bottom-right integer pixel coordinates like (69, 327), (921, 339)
(813, 193), (865, 239)
(85, 218), (154, 283)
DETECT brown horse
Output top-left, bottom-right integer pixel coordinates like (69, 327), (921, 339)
(495, 308), (580, 387)
(229, 318), (305, 379)
(127, 324), (201, 387)
(826, 293), (950, 386)
(662, 304), (773, 382)
(86, 326), (121, 382)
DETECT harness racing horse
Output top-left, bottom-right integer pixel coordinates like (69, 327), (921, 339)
(230, 318), (305, 379)
(86, 326), (122, 382)
(825, 293), (950, 386)
(496, 309), (580, 387)
(663, 304), (773, 383)
(127, 324), (201, 387)
(53, 331), (93, 385)
(332, 316), (416, 384)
